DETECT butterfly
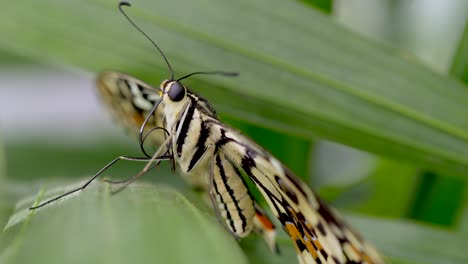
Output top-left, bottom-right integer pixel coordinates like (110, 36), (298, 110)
(31, 2), (385, 263)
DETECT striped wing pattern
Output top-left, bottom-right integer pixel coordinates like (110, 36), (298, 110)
(211, 151), (256, 238)
(219, 129), (384, 263)
(96, 72), (385, 264)
(97, 71), (166, 146)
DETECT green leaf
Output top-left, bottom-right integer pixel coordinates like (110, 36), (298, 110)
(400, 14), (468, 228)
(404, 21), (468, 226)
(2, 180), (465, 264)
(0, 0), (467, 175)
(348, 215), (468, 264)
(1, 182), (248, 264)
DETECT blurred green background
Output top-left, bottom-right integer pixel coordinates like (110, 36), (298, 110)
(0, 0), (467, 263)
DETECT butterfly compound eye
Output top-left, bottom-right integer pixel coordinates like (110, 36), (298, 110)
(168, 82), (186, 102)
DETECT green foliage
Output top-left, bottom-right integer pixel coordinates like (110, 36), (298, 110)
(1, 183), (247, 264)
(1, 182), (466, 264)
(0, 0), (467, 264)
(348, 216), (468, 264)
(0, 0), (467, 174)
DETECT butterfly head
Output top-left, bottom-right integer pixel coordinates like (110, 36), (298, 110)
(160, 80), (187, 103)
(158, 80), (191, 126)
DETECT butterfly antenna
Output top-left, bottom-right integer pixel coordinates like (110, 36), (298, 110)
(118, 1), (175, 80)
(177, 71), (239, 82)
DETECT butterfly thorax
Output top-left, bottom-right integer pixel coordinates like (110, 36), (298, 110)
(160, 82), (218, 183)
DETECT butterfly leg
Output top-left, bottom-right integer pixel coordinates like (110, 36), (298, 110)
(102, 154), (171, 184)
(29, 155), (153, 210)
(107, 134), (173, 195)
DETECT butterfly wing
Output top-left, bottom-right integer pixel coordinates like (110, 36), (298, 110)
(218, 126), (384, 264)
(96, 71), (167, 146)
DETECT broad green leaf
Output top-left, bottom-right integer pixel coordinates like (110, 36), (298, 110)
(0, 182), (248, 264)
(402, 17), (468, 227)
(402, 19), (468, 226)
(0, 0), (467, 175)
(400, 9), (468, 229)
(2, 180), (465, 264)
(348, 215), (468, 264)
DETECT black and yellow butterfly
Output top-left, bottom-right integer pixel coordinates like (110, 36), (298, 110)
(31, 2), (384, 263)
